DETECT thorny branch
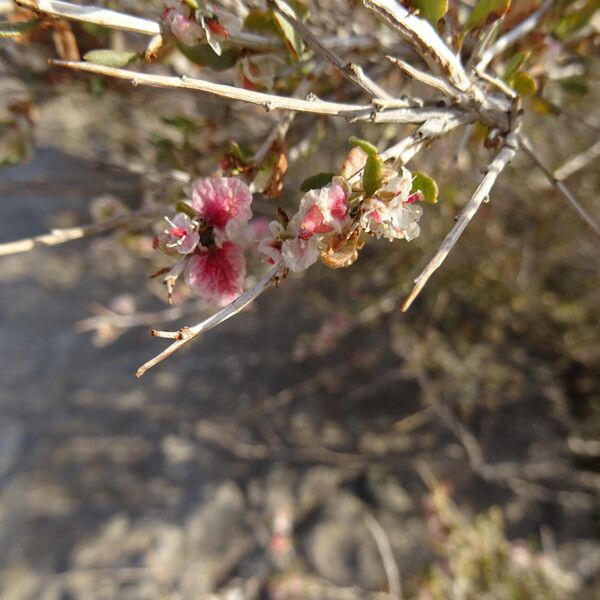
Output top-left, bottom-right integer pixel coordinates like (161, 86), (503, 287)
(0, 207), (162, 257)
(402, 132), (520, 311)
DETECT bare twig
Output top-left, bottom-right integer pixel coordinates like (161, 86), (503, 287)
(363, 0), (471, 91)
(268, 0), (393, 100)
(0, 207), (161, 257)
(14, 0), (380, 53)
(136, 264), (282, 377)
(554, 139), (600, 181)
(519, 134), (600, 239)
(402, 132), (519, 311)
(49, 60), (466, 126)
(364, 513), (402, 600)
(476, 0), (555, 72)
(386, 55), (463, 100)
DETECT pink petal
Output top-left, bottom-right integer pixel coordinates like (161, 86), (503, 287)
(184, 242), (246, 306)
(299, 204), (333, 240)
(168, 13), (204, 47)
(192, 177), (253, 239)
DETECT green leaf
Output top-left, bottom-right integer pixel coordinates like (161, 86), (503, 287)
(502, 50), (530, 81)
(411, 171), (439, 204)
(243, 9), (279, 35)
(508, 71), (537, 96)
(176, 201), (197, 218)
(0, 19), (41, 38)
(559, 76), (589, 96)
(363, 154), (383, 197)
(412, 0), (448, 25)
(554, 0), (600, 39)
(465, 0), (511, 32)
(271, 5), (305, 61)
(83, 50), (140, 68)
(176, 42), (239, 70)
(299, 172), (336, 192)
(348, 136), (378, 156)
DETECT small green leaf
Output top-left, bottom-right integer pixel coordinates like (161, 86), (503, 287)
(272, 10), (303, 60)
(412, 0), (448, 25)
(229, 141), (251, 163)
(348, 136), (378, 156)
(559, 76), (589, 96)
(243, 9), (279, 35)
(508, 71), (537, 96)
(84, 49), (140, 68)
(176, 42), (239, 70)
(465, 0), (511, 33)
(299, 172), (336, 192)
(0, 19), (41, 38)
(176, 202), (197, 218)
(411, 171), (439, 204)
(554, 0), (600, 39)
(363, 154), (383, 197)
(502, 50), (530, 81)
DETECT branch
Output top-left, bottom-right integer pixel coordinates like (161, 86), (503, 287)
(518, 134), (600, 239)
(364, 513), (402, 599)
(402, 132), (519, 311)
(136, 264), (282, 377)
(268, 0), (393, 100)
(49, 60), (465, 126)
(386, 55), (463, 100)
(554, 139), (600, 181)
(15, 0), (381, 53)
(476, 0), (555, 71)
(0, 207), (161, 257)
(15, 0), (280, 50)
(49, 59), (373, 117)
(362, 0), (471, 91)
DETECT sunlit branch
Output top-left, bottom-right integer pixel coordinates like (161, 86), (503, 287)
(519, 134), (600, 240)
(0, 207), (162, 257)
(402, 133), (520, 311)
(136, 264), (282, 377)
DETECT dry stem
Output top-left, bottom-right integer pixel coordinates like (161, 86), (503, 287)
(402, 132), (520, 311)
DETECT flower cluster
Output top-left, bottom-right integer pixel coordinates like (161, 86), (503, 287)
(156, 166), (426, 308)
(162, 0), (229, 55)
(156, 177), (252, 306)
(258, 177), (351, 272)
(360, 167), (424, 242)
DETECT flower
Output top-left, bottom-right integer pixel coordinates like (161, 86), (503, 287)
(184, 241), (245, 306)
(162, 0), (228, 54)
(360, 167), (423, 242)
(163, 0), (204, 47)
(258, 178), (350, 272)
(157, 213), (200, 255)
(192, 176), (252, 242)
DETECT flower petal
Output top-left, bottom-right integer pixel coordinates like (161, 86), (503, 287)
(281, 237), (320, 272)
(192, 176), (253, 240)
(184, 242), (246, 306)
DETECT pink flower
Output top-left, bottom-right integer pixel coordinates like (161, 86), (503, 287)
(279, 177), (350, 272)
(257, 220), (284, 265)
(163, 0), (204, 47)
(192, 176), (253, 242)
(158, 213), (200, 255)
(289, 178), (349, 240)
(184, 241), (245, 306)
(360, 167), (423, 242)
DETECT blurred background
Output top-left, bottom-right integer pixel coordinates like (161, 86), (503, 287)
(1, 1), (599, 598)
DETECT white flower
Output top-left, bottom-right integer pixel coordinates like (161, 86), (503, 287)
(360, 167), (423, 242)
